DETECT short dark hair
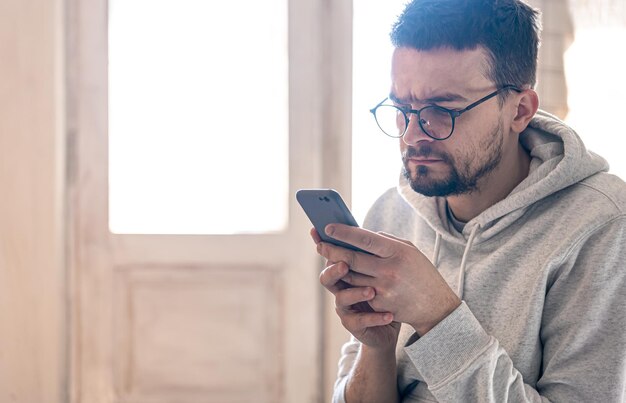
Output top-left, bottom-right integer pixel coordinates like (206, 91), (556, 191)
(391, 0), (541, 90)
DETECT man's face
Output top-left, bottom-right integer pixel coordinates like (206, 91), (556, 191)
(391, 47), (510, 197)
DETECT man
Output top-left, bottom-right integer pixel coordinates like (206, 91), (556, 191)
(312, 0), (626, 401)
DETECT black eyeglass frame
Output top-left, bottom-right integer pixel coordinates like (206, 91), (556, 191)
(370, 85), (522, 140)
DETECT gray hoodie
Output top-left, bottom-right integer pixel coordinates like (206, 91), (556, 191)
(333, 110), (626, 402)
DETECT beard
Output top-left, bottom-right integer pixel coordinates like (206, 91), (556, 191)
(402, 121), (504, 197)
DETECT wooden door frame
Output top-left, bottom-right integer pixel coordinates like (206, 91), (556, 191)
(316, 1), (354, 399)
(0, 1), (67, 402)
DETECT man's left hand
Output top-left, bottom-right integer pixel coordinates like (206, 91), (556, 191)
(317, 223), (461, 336)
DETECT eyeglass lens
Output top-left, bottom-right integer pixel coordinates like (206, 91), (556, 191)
(374, 105), (453, 140)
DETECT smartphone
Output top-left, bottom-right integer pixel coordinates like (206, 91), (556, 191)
(296, 189), (368, 253)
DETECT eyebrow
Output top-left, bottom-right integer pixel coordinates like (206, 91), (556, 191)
(389, 92), (469, 105)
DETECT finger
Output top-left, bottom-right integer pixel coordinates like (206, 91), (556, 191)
(378, 231), (415, 247)
(317, 241), (379, 277)
(325, 224), (396, 258)
(339, 310), (394, 330)
(310, 227), (322, 244)
(342, 270), (377, 288)
(335, 286), (375, 310)
(319, 261), (349, 293)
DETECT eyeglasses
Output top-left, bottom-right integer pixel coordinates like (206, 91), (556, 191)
(369, 85), (522, 141)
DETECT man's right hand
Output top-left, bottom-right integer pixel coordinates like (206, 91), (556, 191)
(312, 228), (401, 350)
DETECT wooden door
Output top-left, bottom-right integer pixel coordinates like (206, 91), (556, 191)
(66, 0), (353, 402)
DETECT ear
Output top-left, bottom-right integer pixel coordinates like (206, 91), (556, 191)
(510, 89), (539, 134)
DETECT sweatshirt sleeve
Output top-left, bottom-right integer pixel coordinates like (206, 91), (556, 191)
(403, 216), (626, 402)
(332, 336), (361, 403)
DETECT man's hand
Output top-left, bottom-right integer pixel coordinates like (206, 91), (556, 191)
(315, 224), (461, 336)
(313, 228), (401, 350)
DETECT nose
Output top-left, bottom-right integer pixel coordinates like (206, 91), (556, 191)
(402, 113), (434, 146)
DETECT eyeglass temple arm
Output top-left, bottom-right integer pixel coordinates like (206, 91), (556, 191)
(370, 97), (389, 114)
(457, 85), (522, 115)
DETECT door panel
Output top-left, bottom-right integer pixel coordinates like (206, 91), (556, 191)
(113, 266), (283, 402)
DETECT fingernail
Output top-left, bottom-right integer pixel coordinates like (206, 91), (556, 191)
(325, 225), (335, 236)
(383, 313), (392, 322)
(362, 288), (372, 298)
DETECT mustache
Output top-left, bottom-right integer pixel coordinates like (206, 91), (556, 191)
(402, 145), (450, 162)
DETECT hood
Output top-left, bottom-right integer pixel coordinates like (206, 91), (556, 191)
(397, 109), (609, 246)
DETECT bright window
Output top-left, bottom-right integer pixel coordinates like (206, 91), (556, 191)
(564, 27), (626, 178)
(352, 0), (407, 223)
(108, 0), (289, 234)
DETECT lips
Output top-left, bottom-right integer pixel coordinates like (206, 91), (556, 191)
(408, 158), (442, 165)
(403, 145), (448, 167)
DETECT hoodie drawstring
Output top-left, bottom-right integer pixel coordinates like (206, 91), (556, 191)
(457, 224), (480, 299)
(432, 232), (442, 267)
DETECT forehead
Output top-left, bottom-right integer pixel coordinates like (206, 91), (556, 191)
(390, 46), (493, 101)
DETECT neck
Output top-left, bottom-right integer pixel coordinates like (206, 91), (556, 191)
(447, 142), (531, 222)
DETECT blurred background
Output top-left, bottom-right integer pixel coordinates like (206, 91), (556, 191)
(0, 0), (624, 402)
